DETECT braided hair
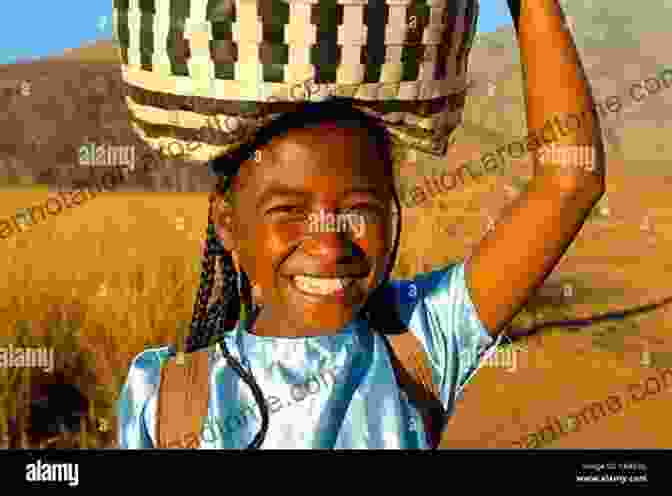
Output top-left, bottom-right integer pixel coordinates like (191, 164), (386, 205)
(184, 175), (253, 352)
(185, 99), (406, 354)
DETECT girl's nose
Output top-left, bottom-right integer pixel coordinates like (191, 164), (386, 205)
(301, 230), (353, 260)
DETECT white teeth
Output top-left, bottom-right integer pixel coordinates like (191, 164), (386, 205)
(293, 276), (354, 295)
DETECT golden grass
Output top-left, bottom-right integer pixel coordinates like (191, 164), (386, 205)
(0, 192), (209, 446)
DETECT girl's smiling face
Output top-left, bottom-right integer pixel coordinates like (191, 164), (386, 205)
(215, 122), (397, 337)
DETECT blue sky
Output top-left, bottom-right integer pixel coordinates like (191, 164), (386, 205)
(0, 1), (511, 64)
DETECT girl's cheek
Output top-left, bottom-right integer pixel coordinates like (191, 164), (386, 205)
(263, 221), (315, 250)
(283, 221), (309, 240)
(263, 226), (296, 254)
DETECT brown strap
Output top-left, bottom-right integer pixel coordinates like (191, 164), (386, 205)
(384, 331), (445, 449)
(157, 349), (211, 449)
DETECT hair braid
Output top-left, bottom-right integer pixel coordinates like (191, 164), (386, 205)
(185, 178), (256, 352)
(200, 194), (219, 317)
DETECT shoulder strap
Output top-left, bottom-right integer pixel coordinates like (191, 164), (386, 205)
(157, 348), (210, 449)
(383, 331), (445, 449)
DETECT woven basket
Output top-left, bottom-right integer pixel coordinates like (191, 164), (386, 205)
(113, 0), (479, 164)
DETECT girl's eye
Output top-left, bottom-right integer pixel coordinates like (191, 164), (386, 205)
(266, 206), (306, 219)
(343, 204), (384, 220)
(268, 206), (295, 213)
(346, 203), (379, 212)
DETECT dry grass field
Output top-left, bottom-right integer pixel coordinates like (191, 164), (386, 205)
(1, 142), (671, 449)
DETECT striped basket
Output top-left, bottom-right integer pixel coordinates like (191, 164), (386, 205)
(113, 0), (479, 164)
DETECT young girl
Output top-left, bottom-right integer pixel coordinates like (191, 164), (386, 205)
(117, 0), (606, 449)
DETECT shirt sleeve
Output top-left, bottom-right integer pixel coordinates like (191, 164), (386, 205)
(387, 260), (504, 416)
(117, 346), (173, 449)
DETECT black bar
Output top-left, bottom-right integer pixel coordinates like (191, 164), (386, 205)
(1, 450), (665, 490)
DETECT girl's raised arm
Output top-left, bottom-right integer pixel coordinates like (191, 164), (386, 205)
(465, 0), (606, 336)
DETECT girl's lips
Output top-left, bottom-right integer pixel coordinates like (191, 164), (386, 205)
(286, 275), (364, 304)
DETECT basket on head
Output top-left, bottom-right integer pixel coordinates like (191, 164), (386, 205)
(113, 0), (479, 165)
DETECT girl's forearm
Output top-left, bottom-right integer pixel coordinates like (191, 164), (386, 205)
(515, 0), (605, 185)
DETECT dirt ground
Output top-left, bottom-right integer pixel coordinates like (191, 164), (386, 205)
(434, 148), (672, 449)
